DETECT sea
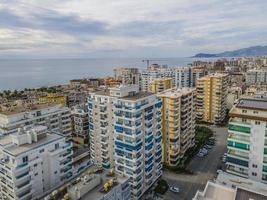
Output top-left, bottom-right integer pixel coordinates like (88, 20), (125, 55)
(0, 57), (215, 91)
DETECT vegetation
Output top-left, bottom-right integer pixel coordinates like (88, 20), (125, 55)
(0, 86), (62, 100)
(164, 126), (213, 174)
(195, 126), (213, 145)
(154, 179), (169, 195)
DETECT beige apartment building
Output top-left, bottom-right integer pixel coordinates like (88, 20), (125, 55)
(149, 78), (172, 94)
(158, 87), (196, 167)
(196, 73), (228, 124)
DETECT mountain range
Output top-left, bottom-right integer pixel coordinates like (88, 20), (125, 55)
(193, 45), (267, 58)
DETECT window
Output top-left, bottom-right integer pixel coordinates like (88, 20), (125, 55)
(55, 143), (59, 150)
(34, 164), (37, 167)
(242, 110), (247, 113)
(252, 164), (257, 168)
(54, 171), (57, 174)
(252, 172), (257, 176)
(22, 156), (28, 163)
(34, 173), (38, 176)
(255, 121), (260, 125)
(253, 111), (258, 114)
(39, 149), (44, 153)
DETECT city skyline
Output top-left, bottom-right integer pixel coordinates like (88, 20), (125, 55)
(0, 0), (266, 58)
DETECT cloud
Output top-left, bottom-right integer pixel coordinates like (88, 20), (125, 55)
(0, 0), (266, 57)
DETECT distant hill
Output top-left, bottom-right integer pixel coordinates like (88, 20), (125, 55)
(193, 45), (267, 58)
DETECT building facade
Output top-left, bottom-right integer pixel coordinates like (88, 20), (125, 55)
(149, 78), (172, 94)
(113, 67), (140, 86)
(0, 103), (72, 137)
(0, 126), (73, 200)
(246, 69), (267, 85)
(71, 105), (89, 145)
(196, 73), (228, 124)
(226, 98), (267, 184)
(158, 88), (196, 167)
(88, 85), (163, 199)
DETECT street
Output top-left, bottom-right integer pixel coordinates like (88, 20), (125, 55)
(162, 126), (228, 200)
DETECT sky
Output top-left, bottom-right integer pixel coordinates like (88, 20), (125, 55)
(0, 0), (266, 58)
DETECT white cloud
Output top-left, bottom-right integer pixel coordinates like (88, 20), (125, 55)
(0, 0), (266, 57)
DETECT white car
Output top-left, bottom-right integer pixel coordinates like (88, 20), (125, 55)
(200, 148), (208, 155)
(197, 152), (204, 157)
(204, 145), (212, 149)
(216, 169), (223, 174)
(170, 186), (180, 193)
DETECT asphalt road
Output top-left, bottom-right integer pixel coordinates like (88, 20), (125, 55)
(162, 126), (228, 200)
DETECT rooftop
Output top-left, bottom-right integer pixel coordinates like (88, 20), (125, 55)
(0, 102), (62, 116)
(94, 88), (153, 101)
(67, 166), (129, 200)
(157, 87), (195, 98)
(0, 129), (64, 156)
(235, 188), (267, 200)
(236, 98), (267, 111)
(200, 73), (228, 79)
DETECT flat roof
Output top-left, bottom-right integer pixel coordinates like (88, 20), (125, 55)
(94, 90), (153, 101)
(0, 132), (63, 156)
(216, 172), (267, 196)
(236, 98), (267, 111)
(68, 166), (129, 200)
(158, 87), (195, 98)
(0, 102), (62, 116)
(235, 188), (267, 200)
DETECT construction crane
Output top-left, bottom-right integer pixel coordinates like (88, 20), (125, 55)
(142, 59), (166, 68)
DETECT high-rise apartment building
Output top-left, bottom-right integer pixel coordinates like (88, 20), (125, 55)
(246, 69), (267, 85)
(141, 66), (174, 92)
(88, 85), (162, 199)
(0, 126), (73, 200)
(0, 103), (72, 137)
(141, 65), (207, 92)
(174, 67), (191, 88)
(174, 66), (207, 88)
(226, 98), (267, 183)
(71, 105), (89, 145)
(113, 67), (140, 86)
(149, 78), (172, 93)
(158, 88), (196, 167)
(196, 73), (228, 124)
(88, 91), (115, 169)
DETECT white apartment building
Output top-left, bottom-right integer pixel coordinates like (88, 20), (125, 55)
(0, 103), (72, 138)
(226, 98), (267, 184)
(141, 65), (207, 92)
(141, 66), (175, 92)
(88, 85), (162, 199)
(0, 126), (73, 200)
(246, 69), (267, 85)
(174, 67), (190, 88)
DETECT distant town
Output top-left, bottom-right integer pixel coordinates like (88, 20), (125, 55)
(0, 56), (267, 200)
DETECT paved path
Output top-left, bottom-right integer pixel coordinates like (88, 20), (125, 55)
(162, 126), (228, 200)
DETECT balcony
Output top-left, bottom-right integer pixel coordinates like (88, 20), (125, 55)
(16, 171), (30, 180)
(228, 121), (251, 134)
(227, 140), (249, 151)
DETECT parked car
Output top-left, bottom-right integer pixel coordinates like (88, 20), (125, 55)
(222, 155), (227, 163)
(197, 152), (204, 157)
(216, 169), (223, 174)
(170, 186), (180, 193)
(200, 148), (208, 155)
(207, 141), (215, 145)
(204, 145), (212, 149)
